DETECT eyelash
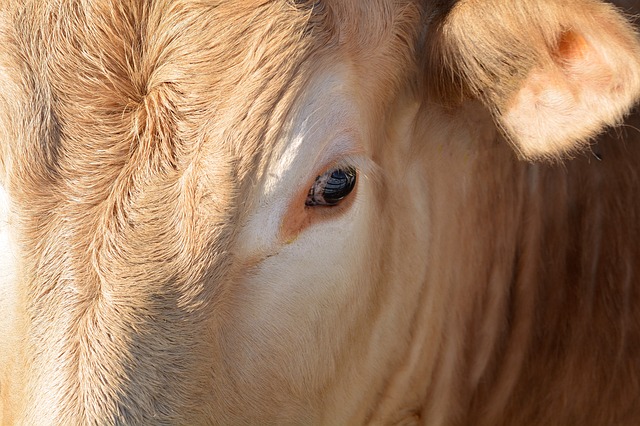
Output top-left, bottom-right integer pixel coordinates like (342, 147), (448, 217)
(305, 166), (357, 207)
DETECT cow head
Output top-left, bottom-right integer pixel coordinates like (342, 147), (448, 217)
(1, 0), (639, 424)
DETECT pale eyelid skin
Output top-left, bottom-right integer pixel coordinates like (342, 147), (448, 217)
(236, 135), (373, 266)
(235, 66), (378, 263)
(279, 152), (378, 245)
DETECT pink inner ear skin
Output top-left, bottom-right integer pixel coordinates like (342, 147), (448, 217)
(556, 30), (590, 62)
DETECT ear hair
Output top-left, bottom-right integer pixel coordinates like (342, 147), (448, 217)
(426, 0), (640, 159)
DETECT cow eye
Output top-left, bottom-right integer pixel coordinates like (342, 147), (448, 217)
(305, 166), (357, 207)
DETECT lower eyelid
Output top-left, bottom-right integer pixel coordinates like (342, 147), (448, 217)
(281, 166), (360, 243)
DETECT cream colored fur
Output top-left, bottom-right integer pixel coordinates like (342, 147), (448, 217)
(428, 0), (640, 158)
(0, 0), (639, 425)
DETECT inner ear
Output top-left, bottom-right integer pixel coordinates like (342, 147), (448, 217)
(551, 29), (616, 86)
(555, 30), (590, 63)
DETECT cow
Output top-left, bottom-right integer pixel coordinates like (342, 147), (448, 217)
(1, 0), (640, 424)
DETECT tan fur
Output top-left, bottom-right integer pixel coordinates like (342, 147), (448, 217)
(0, 0), (639, 424)
(427, 0), (640, 158)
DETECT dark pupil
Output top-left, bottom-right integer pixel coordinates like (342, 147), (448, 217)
(323, 168), (356, 204)
(306, 166), (357, 207)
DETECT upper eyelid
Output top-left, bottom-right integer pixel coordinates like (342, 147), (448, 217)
(321, 155), (380, 187)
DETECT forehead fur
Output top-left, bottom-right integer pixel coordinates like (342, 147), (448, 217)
(3, 0), (323, 297)
(0, 0), (434, 296)
(5, 0), (430, 186)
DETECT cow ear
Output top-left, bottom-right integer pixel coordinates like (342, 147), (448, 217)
(429, 0), (640, 159)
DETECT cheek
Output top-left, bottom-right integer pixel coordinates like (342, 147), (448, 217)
(237, 176), (372, 328)
(221, 189), (374, 392)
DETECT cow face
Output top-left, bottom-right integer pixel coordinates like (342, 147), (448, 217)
(1, 0), (639, 424)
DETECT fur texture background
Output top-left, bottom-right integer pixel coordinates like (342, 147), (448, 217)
(0, 0), (639, 424)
